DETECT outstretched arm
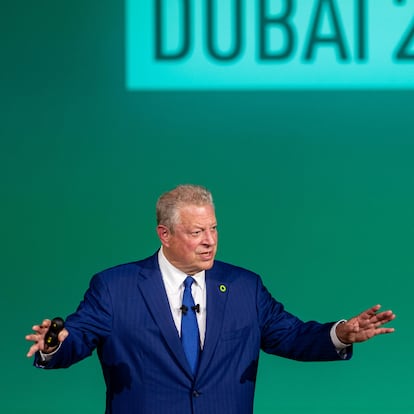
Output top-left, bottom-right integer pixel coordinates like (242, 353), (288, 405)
(336, 304), (395, 344)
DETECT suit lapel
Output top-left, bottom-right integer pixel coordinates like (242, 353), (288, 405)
(136, 256), (191, 376)
(135, 255), (233, 379)
(197, 264), (231, 377)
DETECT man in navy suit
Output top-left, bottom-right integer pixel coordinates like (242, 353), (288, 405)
(26, 184), (395, 414)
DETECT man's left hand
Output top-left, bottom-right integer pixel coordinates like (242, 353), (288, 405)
(336, 304), (396, 344)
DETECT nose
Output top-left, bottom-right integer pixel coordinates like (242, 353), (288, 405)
(203, 229), (216, 246)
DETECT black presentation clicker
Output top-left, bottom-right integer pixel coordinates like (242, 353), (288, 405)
(44, 317), (65, 348)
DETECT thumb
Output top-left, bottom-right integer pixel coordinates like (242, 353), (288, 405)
(58, 328), (69, 342)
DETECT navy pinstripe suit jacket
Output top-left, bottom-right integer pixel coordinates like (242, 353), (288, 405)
(36, 252), (350, 413)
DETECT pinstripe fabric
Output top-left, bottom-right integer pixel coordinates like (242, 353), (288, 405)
(35, 252), (351, 414)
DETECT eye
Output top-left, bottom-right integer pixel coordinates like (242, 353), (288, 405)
(191, 230), (202, 237)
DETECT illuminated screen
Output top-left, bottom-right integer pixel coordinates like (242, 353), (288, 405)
(127, 0), (414, 89)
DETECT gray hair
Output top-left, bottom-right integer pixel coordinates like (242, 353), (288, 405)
(156, 184), (214, 230)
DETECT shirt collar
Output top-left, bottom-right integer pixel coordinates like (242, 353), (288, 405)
(158, 247), (206, 291)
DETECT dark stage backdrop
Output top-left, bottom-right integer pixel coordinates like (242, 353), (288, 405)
(2, 1), (411, 413)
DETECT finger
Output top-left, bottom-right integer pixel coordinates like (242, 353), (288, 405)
(30, 320), (51, 335)
(39, 319), (51, 330)
(356, 305), (380, 322)
(378, 313), (396, 327)
(30, 325), (42, 334)
(25, 333), (41, 342)
(375, 327), (395, 335)
(58, 328), (69, 342)
(359, 305), (386, 326)
(27, 344), (40, 357)
(365, 304), (382, 317)
(29, 326), (47, 337)
(373, 310), (395, 324)
(379, 310), (395, 320)
(26, 339), (43, 357)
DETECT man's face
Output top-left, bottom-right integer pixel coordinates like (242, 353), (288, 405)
(158, 204), (218, 275)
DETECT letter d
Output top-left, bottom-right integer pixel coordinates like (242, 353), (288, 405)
(155, 0), (191, 60)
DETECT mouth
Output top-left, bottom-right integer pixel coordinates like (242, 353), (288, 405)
(199, 251), (214, 260)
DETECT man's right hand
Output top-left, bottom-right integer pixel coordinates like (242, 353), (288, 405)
(25, 319), (69, 357)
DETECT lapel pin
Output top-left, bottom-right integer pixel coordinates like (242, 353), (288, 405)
(219, 284), (227, 293)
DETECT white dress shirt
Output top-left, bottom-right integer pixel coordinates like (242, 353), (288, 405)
(158, 248), (207, 348)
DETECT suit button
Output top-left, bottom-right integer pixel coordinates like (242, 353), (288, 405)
(192, 390), (200, 398)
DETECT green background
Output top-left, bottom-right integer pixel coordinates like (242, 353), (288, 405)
(2, 1), (411, 413)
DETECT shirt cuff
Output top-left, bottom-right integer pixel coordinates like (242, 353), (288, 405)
(330, 320), (351, 349)
(39, 343), (62, 362)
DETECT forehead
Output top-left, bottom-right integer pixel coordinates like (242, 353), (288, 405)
(177, 204), (216, 225)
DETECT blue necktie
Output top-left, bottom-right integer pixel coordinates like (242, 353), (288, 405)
(181, 276), (200, 375)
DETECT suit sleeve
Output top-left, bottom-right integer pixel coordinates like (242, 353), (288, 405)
(256, 276), (351, 361)
(35, 272), (113, 369)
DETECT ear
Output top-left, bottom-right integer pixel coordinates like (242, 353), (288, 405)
(156, 225), (171, 246)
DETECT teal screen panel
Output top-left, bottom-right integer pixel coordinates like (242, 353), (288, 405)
(127, 0), (414, 89)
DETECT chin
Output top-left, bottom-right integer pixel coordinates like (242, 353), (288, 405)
(202, 261), (215, 270)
